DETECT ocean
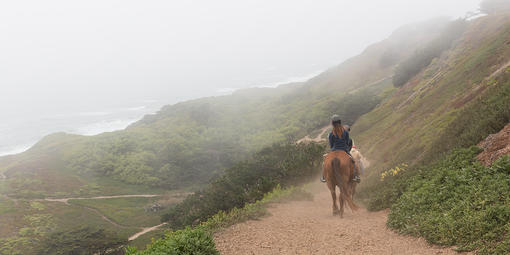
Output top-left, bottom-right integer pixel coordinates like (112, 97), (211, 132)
(0, 101), (164, 156)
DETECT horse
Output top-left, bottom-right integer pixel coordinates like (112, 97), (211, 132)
(323, 150), (359, 217)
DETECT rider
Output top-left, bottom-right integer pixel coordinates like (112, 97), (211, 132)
(320, 115), (361, 183)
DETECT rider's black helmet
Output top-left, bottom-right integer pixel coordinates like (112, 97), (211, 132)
(331, 114), (341, 124)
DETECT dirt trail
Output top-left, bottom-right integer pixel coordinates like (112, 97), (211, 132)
(215, 184), (466, 255)
(129, 223), (167, 241)
(488, 59), (510, 79)
(297, 126), (329, 144)
(42, 194), (161, 204)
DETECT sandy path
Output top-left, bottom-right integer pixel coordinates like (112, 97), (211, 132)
(214, 185), (466, 255)
(297, 126), (329, 144)
(129, 223), (167, 241)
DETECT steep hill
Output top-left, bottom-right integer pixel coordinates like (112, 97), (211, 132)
(353, 11), (510, 175)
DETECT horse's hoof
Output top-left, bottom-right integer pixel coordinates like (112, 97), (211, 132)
(333, 211), (339, 216)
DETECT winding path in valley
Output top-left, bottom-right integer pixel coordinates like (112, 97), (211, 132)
(40, 194), (169, 241)
(42, 194), (161, 204)
(128, 223), (168, 241)
(214, 183), (469, 255)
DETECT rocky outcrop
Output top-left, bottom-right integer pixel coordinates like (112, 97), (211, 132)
(477, 123), (510, 165)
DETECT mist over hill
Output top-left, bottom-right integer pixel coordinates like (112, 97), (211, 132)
(5, 1), (510, 253)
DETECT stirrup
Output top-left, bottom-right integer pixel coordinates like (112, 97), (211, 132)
(352, 176), (361, 183)
(320, 176), (326, 183)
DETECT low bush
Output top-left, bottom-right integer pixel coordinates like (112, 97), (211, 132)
(125, 227), (218, 255)
(388, 147), (510, 254)
(161, 143), (323, 229)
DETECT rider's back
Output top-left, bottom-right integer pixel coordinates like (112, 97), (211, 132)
(329, 130), (351, 152)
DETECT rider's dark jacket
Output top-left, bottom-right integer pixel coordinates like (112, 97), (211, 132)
(329, 130), (353, 153)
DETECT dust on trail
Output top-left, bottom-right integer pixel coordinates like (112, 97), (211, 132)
(214, 183), (467, 255)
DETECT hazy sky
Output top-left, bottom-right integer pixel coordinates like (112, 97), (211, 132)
(1, 0), (480, 119)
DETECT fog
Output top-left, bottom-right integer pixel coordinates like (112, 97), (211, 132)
(0, 0), (480, 155)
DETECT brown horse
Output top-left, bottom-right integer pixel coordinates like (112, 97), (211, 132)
(323, 150), (359, 217)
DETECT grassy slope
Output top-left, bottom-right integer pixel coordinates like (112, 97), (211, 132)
(353, 13), (510, 188)
(69, 197), (166, 227)
(0, 199), (140, 255)
(388, 149), (510, 254)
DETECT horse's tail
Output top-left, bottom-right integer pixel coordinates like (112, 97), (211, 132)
(332, 157), (342, 188)
(332, 157), (359, 211)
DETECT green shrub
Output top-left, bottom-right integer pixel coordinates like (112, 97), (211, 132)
(201, 185), (312, 232)
(125, 227), (219, 255)
(388, 147), (510, 254)
(161, 143), (324, 229)
(364, 165), (417, 211)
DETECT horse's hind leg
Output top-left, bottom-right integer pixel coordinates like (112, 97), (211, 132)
(329, 186), (339, 215)
(338, 187), (345, 218)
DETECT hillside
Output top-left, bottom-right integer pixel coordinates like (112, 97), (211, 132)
(3, 12), (507, 254)
(353, 11), (510, 185)
(347, 10), (510, 253)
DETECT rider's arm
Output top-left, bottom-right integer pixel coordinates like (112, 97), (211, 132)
(344, 131), (353, 152)
(328, 132), (334, 149)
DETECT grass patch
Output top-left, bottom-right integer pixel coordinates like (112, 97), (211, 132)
(0, 198), (15, 215)
(69, 197), (164, 227)
(388, 147), (510, 254)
